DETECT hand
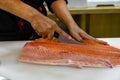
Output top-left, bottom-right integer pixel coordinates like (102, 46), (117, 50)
(68, 25), (108, 45)
(30, 15), (72, 40)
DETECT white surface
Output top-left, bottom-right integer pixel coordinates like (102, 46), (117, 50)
(0, 38), (120, 80)
(67, 0), (87, 8)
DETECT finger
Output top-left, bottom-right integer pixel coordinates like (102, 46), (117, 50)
(35, 30), (43, 36)
(85, 35), (108, 45)
(94, 39), (108, 45)
(71, 32), (83, 42)
(42, 32), (48, 38)
(79, 32), (95, 40)
(55, 26), (72, 40)
(47, 32), (54, 40)
(79, 32), (108, 45)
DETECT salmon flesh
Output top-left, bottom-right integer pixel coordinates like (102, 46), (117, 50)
(18, 38), (120, 68)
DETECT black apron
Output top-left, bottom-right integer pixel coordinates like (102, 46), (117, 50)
(0, 0), (46, 41)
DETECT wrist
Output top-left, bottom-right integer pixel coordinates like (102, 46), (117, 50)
(26, 11), (40, 23)
(67, 21), (78, 29)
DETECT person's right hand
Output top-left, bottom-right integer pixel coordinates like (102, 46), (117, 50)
(30, 14), (72, 40)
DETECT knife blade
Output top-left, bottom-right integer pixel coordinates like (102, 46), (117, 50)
(58, 35), (84, 44)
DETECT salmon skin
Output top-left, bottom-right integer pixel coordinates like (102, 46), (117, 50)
(18, 38), (120, 68)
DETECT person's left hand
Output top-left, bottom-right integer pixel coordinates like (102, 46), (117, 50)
(68, 25), (108, 45)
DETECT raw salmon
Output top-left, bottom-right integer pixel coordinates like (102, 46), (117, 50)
(18, 38), (120, 68)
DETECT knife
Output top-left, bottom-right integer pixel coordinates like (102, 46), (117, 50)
(58, 35), (84, 44)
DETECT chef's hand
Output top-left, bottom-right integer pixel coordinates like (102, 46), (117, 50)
(68, 24), (108, 45)
(30, 15), (72, 40)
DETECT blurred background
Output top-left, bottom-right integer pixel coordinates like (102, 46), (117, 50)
(68, 0), (120, 7)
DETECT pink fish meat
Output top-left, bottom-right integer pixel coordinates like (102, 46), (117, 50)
(18, 38), (120, 68)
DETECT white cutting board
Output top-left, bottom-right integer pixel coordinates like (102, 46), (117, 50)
(0, 38), (120, 80)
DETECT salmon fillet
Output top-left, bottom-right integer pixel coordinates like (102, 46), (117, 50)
(18, 38), (120, 68)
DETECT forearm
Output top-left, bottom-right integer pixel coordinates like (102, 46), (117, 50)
(51, 0), (77, 28)
(0, 0), (44, 23)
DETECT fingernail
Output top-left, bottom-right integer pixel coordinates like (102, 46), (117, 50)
(78, 38), (82, 42)
(68, 36), (72, 40)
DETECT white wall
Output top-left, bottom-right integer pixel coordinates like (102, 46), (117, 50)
(67, 0), (87, 7)
(67, 0), (120, 7)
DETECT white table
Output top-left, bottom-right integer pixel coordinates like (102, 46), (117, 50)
(0, 38), (120, 80)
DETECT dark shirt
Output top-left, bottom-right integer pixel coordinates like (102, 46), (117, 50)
(0, 0), (67, 41)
